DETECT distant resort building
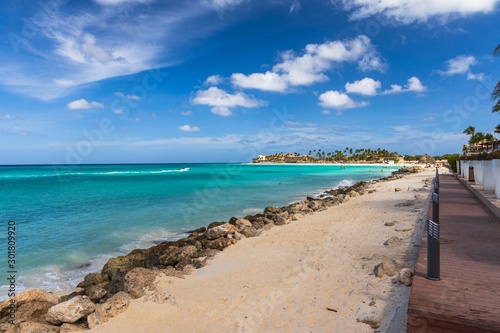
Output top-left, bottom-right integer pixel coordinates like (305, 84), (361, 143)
(464, 139), (500, 155)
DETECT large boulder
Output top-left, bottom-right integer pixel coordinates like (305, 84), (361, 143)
(203, 237), (237, 250)
(240, 226), (259, 238)
(87, 292), (130, 329)
(46, 296), (95, 325)
(77, 273), (110, 289)
(84, 285), (107, 303)
(159, 245), (198, 267)
(123, 267), (159, 298)
(205, 224), (238, 240)
(0, 289), (59, 325)
(231, 218), (252, 230)
(268, 211), (290, 226)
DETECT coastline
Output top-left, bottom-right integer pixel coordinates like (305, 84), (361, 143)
(0, 165), (442, 332)
(82, 166), (441, 333)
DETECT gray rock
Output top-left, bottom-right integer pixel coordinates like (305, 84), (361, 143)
(85, 285), (107, 303)
(348, 190), (360, 197)
(383, 236), (402, 247)
(203, 237), (237, 250)
(398, 268), (415, 286)
(240, 226), (259, 238)
(77, 273), (110, 288)
(46, 296), (95, 325)
(123, 267), (159, 299)
(159, 245), (198, 267)
(357, 313), (381, 329)
(233, 218), (252, 230)
(374, 259), (400, 277)
(0, 289), (59, 325)
(87, 292), (130, 329)
(206, 224), (238, 240)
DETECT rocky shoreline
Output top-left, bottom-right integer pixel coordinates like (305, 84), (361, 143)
(0, 166), (424, 333)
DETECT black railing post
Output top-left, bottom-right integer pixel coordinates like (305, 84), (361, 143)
(427, 168), (441, 281)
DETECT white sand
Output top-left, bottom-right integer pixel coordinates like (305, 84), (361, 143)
(83, 168), (445, 333)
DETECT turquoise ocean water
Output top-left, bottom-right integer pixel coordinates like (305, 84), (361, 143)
(0, 163), (400, 297)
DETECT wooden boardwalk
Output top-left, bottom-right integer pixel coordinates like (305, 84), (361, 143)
(407, 174), (500, 333)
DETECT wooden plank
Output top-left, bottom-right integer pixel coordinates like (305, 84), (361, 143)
(407, 174), (500, 333)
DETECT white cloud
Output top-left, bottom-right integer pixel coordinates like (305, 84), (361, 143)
(345, 77), (381, 96)
(211, 107), (233, 116)
(318, 90), (367, 110)
(338, 0), (500, 23)
(180, 111), (193, 116)
(406, 76), (427, 92)
(383, 77), (426, 94)
(0, 114), (22, 120)
(438, 55), (485, 81)
(0, 3), (227, 100)
(95, 0), (152, 5)
(231, 72), (290, 92)
(439, 55), (476, 75)
(203, 0), (245, 10)
(66, 99), (104, 110)
(191, 87), (267, 116)
(179, 124), (201, 132)
(204, 75), (224, 86)
(113, 109), (125, 115)
(114, 92), (141, 101)
(467, 72), (485, 81)
(231, 35), (384, 92)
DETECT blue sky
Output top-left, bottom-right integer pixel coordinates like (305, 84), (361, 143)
(1, 0), (500, 164)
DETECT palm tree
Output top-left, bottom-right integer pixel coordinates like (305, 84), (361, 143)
(463, 126), (476, 147)
(484, 133), (495, 152)
(493, 44), (500, 112)
(495, 124), (500, 134)
(470, 132), (486, 152)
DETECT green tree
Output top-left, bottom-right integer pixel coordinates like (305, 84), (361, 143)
(493, 44), (500, 112)
(495, 124), (500, 134)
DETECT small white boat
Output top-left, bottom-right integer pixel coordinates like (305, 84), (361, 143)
(179, 167), (190, 172)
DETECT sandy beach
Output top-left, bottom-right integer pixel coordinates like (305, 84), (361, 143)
(75, 167), (443, 333)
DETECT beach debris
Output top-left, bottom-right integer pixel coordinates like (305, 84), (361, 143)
(123, 267), (159, 299)
(87, 292), (130, 329)
(398, 268), (415, 286)
(374, 258), (401, 278)
(144, 289), (177, 305)
(383, 236), (402, 247)
(395, 187), (402, 192)
(46, 296), (96, 325)
(384, 221), (396, 227)
(394, 200), (414, 207)
(326, 307), (338, 312)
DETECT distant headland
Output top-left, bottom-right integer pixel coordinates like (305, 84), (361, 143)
(252, 148), (438, 165)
